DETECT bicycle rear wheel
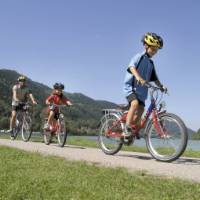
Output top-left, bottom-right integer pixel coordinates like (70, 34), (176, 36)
(12, 125), (20, 140)
(146, 113), (188, 162)
(57, 118), (67, 147)
(98, 113), (123, 155)
(21, 114), (32, 142)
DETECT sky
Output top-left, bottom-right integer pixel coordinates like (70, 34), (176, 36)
(0, 0), (199, 131)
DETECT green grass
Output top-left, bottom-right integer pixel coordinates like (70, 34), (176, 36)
(0, 146), (200, 200)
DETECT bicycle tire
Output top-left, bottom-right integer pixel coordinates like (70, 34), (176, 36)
(12, 114), (22, 140)
(145, 112), (188, 162)
(21, 114), (32, 142)
(12, 125), (20, 140)
(57, 118), (67, 147)
(98, 113), (123, 155)
(43, 120), (52, 145)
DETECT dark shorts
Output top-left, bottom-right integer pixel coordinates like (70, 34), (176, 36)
(12, 104), (25, 112)
(48, 108), (60, 120)
(54, 113), (60, 120)
(126, 93), (145, 107)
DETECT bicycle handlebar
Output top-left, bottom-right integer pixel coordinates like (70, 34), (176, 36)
(50, 103), (72, 108)
(144, 82), (168, 94)
(144, 82), (161, 90)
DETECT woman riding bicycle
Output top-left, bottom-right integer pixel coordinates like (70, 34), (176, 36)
(44, 83), (72, 130)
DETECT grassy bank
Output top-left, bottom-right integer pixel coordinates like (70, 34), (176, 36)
(0, 146), (200, 200)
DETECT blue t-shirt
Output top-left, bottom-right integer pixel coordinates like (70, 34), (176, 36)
(123, 52), (158, 103)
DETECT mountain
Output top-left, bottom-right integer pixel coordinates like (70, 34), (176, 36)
(0, 69), (196, 136)
(0, 69), (117, 135)
(188, 128), (196, 139)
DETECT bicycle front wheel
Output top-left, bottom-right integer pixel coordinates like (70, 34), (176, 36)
(146, 112), (188, 162)
(12, 118), (21, 140)
(98, 113), (123, 155)
(57, 118), (67, 147)
(21, 114), (32, 142)
(43, 130), (52, 145)
(43, 120), (52, 145)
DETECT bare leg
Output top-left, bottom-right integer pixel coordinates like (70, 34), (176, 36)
(132, 105), (144, 125)
(131, 105), (144, 139)
(47, 111), (55, 125)
(126, 100), (139, 126)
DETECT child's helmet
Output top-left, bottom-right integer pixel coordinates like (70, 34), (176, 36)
(142, 32), (163, 49)
(53, 83), (65, 90)
(17, 76), (27, 82)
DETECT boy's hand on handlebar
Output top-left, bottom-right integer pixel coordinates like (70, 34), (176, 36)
(160, 86), (168, 93)
(136, 76), (146, 86)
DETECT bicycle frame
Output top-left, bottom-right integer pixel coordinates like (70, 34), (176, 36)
(43, 104), (68, 147)
(48, 105), (65, 134)
(106, 86), (166, 139)
(12, 103), (33, 141)
(15, 104), (31, 128)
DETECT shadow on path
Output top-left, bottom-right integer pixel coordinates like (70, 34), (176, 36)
(117, 153), (152, 160)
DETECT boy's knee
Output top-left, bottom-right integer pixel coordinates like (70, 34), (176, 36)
(130, 100), (139, 108)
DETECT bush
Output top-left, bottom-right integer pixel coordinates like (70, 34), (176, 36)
(0, 117), (9, 129)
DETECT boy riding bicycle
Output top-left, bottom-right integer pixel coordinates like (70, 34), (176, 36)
(123, 32), (167, 138)
(44, 83), (72, 130)
(8, 76), (37, 139)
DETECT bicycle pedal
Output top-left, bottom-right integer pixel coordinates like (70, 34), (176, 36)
(132, 130), (140, 140)
(135, 134), (141, 140)
(123, 135), (134, 145)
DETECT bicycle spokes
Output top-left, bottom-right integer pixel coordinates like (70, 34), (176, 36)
(146, 113), (188, 162)
(57, 119), (67, 147)
(98, 114), (123, 155)
(21, 115), (32, 142)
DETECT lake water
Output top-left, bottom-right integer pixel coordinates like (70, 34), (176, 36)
(69, 136), (200, 151)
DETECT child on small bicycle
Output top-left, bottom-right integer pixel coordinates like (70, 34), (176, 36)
(123, 32), (167, 138)
(44, 83), (72, 130)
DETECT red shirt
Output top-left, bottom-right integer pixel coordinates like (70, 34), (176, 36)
(46, 94), (70, 105)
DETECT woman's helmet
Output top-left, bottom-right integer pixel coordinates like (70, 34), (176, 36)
(53, 83), (65, 90)
(141, 32), (163, 49)
(17, 76), (27, 82)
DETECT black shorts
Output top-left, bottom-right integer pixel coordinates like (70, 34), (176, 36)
(12, 104), (25, 111)
(54, 113), (60, 120)
(49, 107), (60, 120)
(126, 93), (145, 107)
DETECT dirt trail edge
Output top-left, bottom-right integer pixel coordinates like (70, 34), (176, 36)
(1, 139), (200, 183)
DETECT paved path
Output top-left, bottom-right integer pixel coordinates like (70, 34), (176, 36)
(1, 139), (200, 183)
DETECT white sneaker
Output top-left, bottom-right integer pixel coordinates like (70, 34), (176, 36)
(123, 125), (132, 137)
(7, 129), (15, 140)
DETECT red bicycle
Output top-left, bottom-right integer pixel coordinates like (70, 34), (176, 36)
(43, 104), (68, 147)
(98, 83), (188, 162)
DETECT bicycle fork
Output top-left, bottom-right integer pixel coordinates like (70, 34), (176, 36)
(152, 109), (169, 138)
